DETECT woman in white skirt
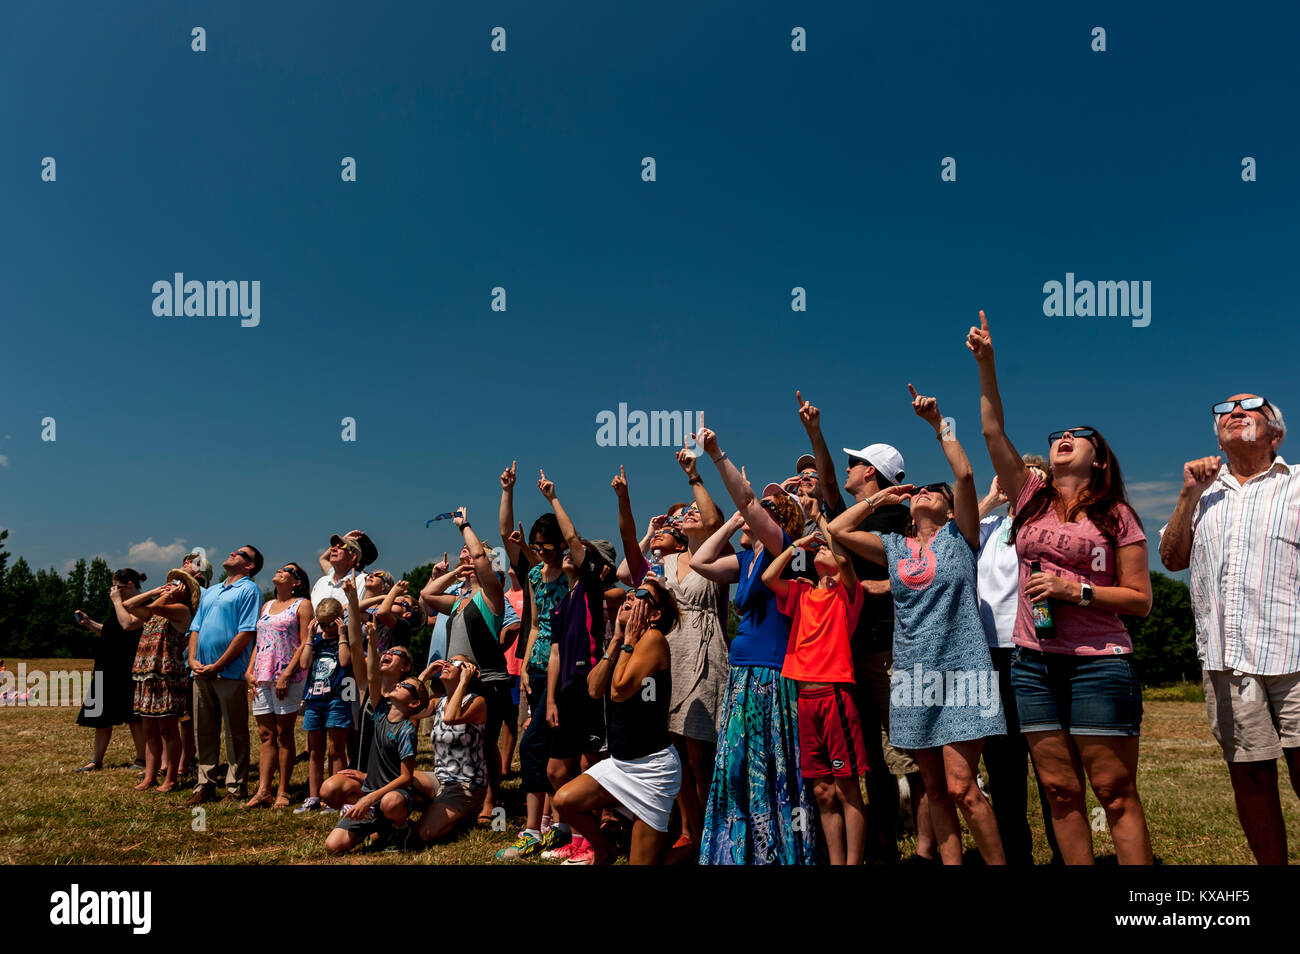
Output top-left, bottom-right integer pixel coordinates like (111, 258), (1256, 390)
(553, 577), (681, 865)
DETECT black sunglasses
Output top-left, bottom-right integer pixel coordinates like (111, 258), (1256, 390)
(631, 587), (660, 608)
(232, 550), (255, 564)
(1048, 428), (1097, 445)
(918, 482), (954, 502)
(1212, 397), (1271, 416)
(382, 648), (411, 660)
(847, 456), (870, 469)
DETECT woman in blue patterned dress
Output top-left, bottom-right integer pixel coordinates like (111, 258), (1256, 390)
(829, 385), (1006, 865)
(690, 425), (817, 864)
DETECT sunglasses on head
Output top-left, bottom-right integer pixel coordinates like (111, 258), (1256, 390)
(1048, 428), (1097, 445)
(1213, 397), (1271, 416)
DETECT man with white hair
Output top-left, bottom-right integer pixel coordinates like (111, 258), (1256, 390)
(1160, 393), (1300, 865)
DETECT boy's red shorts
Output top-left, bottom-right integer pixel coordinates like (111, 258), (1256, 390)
(798, 684), (869, 779)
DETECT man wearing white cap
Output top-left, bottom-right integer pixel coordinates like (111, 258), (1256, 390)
(841, 439), (921, 863)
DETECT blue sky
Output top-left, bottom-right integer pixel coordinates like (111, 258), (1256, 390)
(2, 1), (1297, 583)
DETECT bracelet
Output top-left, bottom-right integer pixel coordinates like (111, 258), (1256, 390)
(711, 451), (727, 464)
(688, 476), (703, 486)
(458, 523), (472, 532)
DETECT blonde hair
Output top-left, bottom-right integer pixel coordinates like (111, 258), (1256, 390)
(315, 597), (343, 625)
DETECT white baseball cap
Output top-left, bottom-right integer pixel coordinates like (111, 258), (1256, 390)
(842, 443), (905, 485)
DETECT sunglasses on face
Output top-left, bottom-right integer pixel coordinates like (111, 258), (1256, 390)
(531, 541), (562, 553)
(631, 587), (660, 608)
(395, 681), (421, 696)
(382, 649), (410, 661)
(1048, 428), (1097, 445)
(393, 601), (412, 613)
(797, 470), (818, 480)
(918, 482), (954, 503)
(1213, 397), (1271, 416)
(847, 456), (869, 469)
(232, 550), (255, 563)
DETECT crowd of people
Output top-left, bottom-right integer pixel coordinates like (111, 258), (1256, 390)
(67, 312), (1299, 864)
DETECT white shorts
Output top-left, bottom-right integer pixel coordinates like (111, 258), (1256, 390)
(585, 746), (682, 832)
(251, 679), (306, 717)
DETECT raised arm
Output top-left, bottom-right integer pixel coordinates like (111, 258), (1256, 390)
(611, 465), (648, 585)
(610, 601), (671, 703)
(692, 511), (743, 583)
(760, 541), (800, 599)
(909, 384), (979, 548)
(453, 507), (503, 615)
(678, 417), (724, 530)
(825, 486), (914, 565)
(1159, 456), (1221, 572)
(374, 579), (406, 628)
(420, 552), (462, 614)
(695, 424), (785, 555)
(796, 390), (844, 514)
(539, 470), (586, 568)
(498, 461), (532, 568)
(967, 310), (1028, 503)
(816, 514), (858, 589)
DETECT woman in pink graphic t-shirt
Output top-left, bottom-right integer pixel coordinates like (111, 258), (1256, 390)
(967, 309), (1155, 866)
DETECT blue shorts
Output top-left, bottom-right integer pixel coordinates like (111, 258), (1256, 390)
(1009, 648), (1142, 737)
(302, 695), (352, 732)
(509, 675), (521, 707)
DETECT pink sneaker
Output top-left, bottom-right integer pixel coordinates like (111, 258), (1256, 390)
(543, 839), (580, 861)
(561, 841), (596, 865)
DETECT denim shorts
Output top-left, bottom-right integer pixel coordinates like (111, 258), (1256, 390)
(1009, 647), (1143, 737)
(302, 695), (352, 732)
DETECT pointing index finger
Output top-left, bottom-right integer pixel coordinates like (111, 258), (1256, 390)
(979, 309), (989, 332)
(907, 383), (919, 399)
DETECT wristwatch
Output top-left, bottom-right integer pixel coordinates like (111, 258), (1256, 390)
(620, 643), (635, 654)
(1078, 582), (1094, 606)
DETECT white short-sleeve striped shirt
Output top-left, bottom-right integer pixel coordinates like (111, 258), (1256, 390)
(1173, 457), (1300, 675)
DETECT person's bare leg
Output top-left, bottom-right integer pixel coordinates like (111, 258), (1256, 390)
(812, 778), (844, 864)
(553, 775), (617, 863)
(275, 715), (296, 800)
(630, 820), (670, 865)
(307, 730), (325, 798)
(914, 748), (962, 864)
(327, 727), (350, 777)
(158, 717), (180, 791)
(91, 726), (112, 767)
(249, 714), (276, 803)
(320, 770), (363, 809)
(908, 771), (937, 859)
(133, 720), (161, 791)
(129, 721), (147, 763)
(1077, 735), (1152, 865)
(525, 792), (545, 833)
(670, 734), (702, 844)
(1026, 730), (1094, 864)
(834, 776), (867, 865)
(944, 741), (1005, 864)
(1223, 759), (1285, 865)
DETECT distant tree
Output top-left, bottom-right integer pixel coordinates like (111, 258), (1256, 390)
(0, 558), (38, 656)
(35, 567), (75, 658)
(1126, 571), (1198, 685)
(66, 558), (88, 615)
(85, 557), (113, 625)
(401, 563), (434, 663)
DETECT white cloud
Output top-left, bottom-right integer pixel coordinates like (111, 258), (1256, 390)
(1127, 480), (1183, 516)
(0, 455), (8, 468)
(127, 537), (190, 565)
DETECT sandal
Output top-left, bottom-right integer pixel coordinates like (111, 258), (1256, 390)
(272, 794), (292, 809)
(243, 792), (274, 809)
(75, 761), (102, 773)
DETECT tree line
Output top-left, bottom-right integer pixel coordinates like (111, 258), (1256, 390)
(0, 531), (1199, 685)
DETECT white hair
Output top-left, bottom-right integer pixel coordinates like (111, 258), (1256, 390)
(1214, 399), (1286, 452)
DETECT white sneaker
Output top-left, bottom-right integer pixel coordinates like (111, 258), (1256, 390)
(293, 796), (321, 814)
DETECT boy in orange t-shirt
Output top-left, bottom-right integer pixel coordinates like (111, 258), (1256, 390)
(763, 519), (868, 866)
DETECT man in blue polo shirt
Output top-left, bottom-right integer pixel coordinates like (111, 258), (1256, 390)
(185, 545), (264, 805)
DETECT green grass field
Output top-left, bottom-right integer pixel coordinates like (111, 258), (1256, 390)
(2, 658), (1296, 864)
